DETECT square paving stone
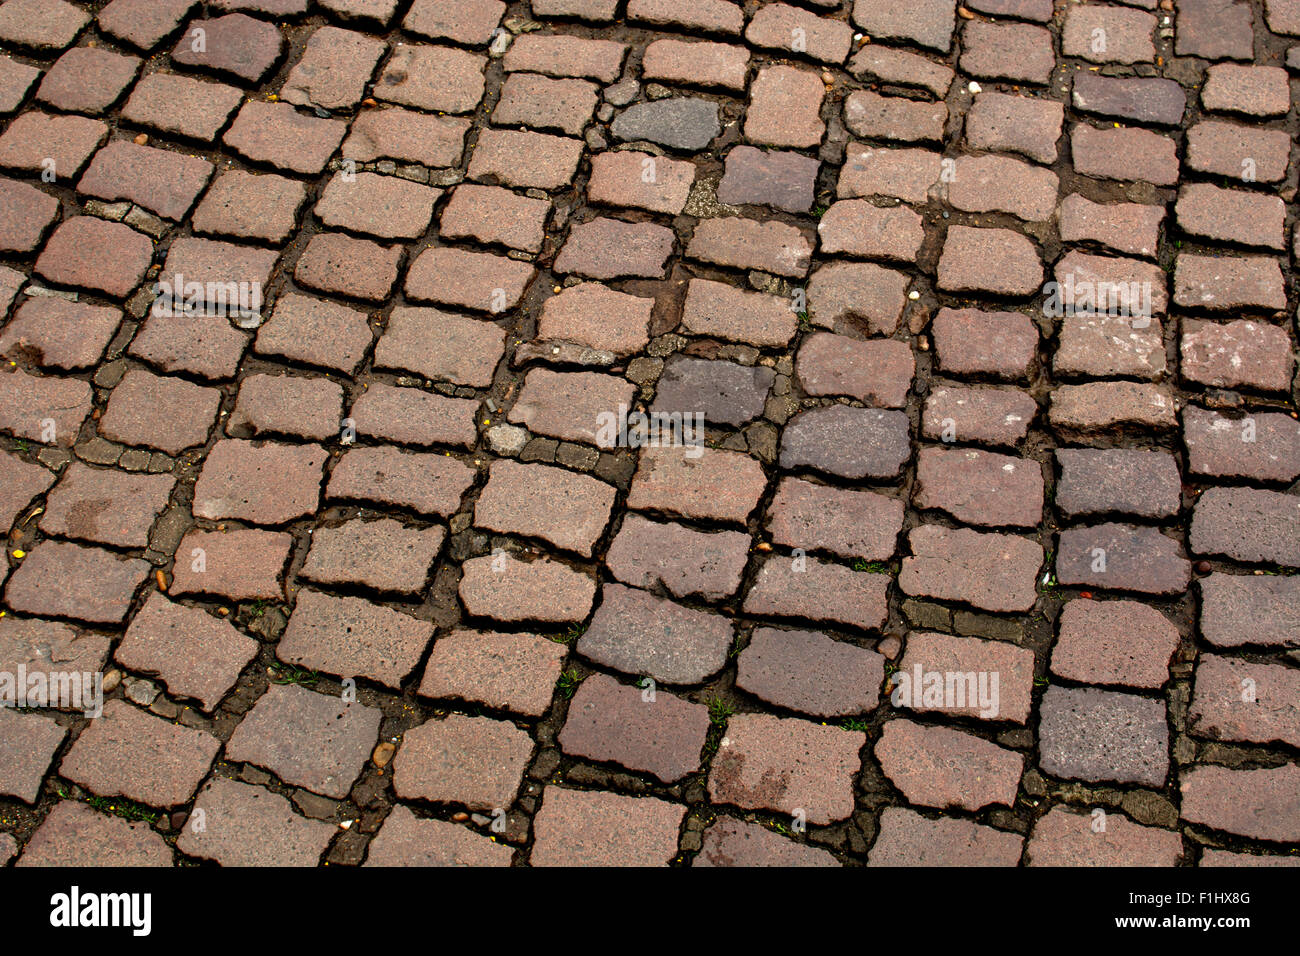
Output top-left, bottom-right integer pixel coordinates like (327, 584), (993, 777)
(779, 405), (912, 481)
(851, 0), (956, 52)
(558, 673), (710, 783)
(1176, 0), (1255, 61)
(743, 555), (890, 633)
(224, 100), (346, 175)
(0, 616), (110, 705)
(805, 262), (910, 336)
(694, 816), (839, 867)
(375, 43), (486, 113)
(129, 312), (249, 384)
(475, 460), (615, 557)
(99, 368), (221, 454)
(0, 450), (55, 532)
(937, 225), (1042, 296)
(115, 592), (258, 712)
(192, 170), (308, 244)
(765, 477), (904, 562)
(363, 804), (514, 866)
(709, 713), (864, 825)
(960, 20), (1055, 83)
(680, 278), (796, 347)
(0, 367), (93, 447)
(868, 807), (1023, 867)
(301, 517), (444, 596)
(35, 216), (154, 298)
(737, 627), (886, 718)
(295, 233), (402, 303)
(1062, 3), (1155, 63)
(1172, 254), (1286, 312)
(0, 297), (120, 370)
(652, 354), (774, 426)
(98, 0), (197, 51)
(1051, 599), (1180, 689)
(606, 514), (750, 602)
(745, 65), (825, 148)
(932, 308), (1038, 380)
(417, 629), (566, 717)
(280, 25), (385, 111)
(0, 54), (40, 114)
(875, 718), (1022, 811)
(16, 800), (171, 867)
(964, 91), (1063, 164)
(530, 787), (684, 867)
(508, 368), (635, 445)
(227, 373), (344, 442)
(468, 127), (583, 190)
(0, 111), (107, 181)
(255, 293), (373, 375)
(121, 73), (243, 142)
(536, 282), (652, 357)
(947, 153), (1058, 221)
(403, 0), (504, 44)
(405, 246), (535, 313)
(4, 541), (149, 624)
(326, 445), (475, 518)
(1025, 806), (1182, 867)
(344, 107), (470, 168)
(0, 708), (67, 803)
(193, 440), (327, 525)
(393, 713), (533, 811)
(458, 552), (596, 624)
(440, 183), (548, 253)
(1183, 406), (1300, 483)
(899, 524), (1042, 613)
(170, 528), (292, 601)
(277, 589), (434, 688)
(40, 462), (175, 549)
(37, 46), (140, 114)
(1189, 654), (1300, 749)
(226, 683), (382, 798)
(176, 777), (336, 867)
(1039, 686), (1169, 787)
(816, 200), (924, 262)
(60, 699), (219, 807)
(626, 445), (767, 525)
(896, 631), (1036, 723)
(577, 582), (732, 685)
(0, 0), (89, 51)
(316, 171), (440, 241)
(1179, 763), (1300, 843)
(1056, 523), (1191, 595)
(172, 14), (285, 85)
(492, 73), (598, 136)
(1054, 448), (1181, 520)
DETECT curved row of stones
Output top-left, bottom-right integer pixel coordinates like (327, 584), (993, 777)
(0, 0), (1298, 867)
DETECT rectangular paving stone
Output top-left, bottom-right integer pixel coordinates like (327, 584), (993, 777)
(896, 630), (1035, 723)
(1185, 120), (1291, 183)
(1180, 763), (1300, 843)
(766, 477), (903, 562)
(295, 233), (402, 303)
(0, 111), (107, 180)
(60, 699), (218, 807)
(373, 43), (487, 113)
(932, 308), (1037, 380)
(170, 528), (292, 601)
(278, 589), (434, 688)
(468, 127), (583, 190)
(326, 445), (475, 517)
(1202, 63), (1290, 116)
(913, 446), (1043, 528)
(922, 386), (1038, 448)
(816, 200), (924, 262)
(122, 72), (242, 142)
(651, 354), (772, 428)
(1173, 254), (1287, 312)
(1176, 0), (1255, 60)
(227, 683), (382, 797)
(844, 90), (947, 145)
(458, 552), (595, 624)
(364, 805), (513, 867)
(1072, 73), (1186, 126)
(0, 296), (120, 370)
(281, 25), (385, 111)
(900, 525), (1042, 613)
(1181, 318), (1294, 392)
(1026, 806), (1182, 867)
(17, 799), (171, 866)
(224, 100), (346, 175)
(177, 777), (335, 867)
(780, 405), (912, 481)
(606, 514), (750, 602)
(350, 383), (478, 449)
(344, 107), (469, 168)
(417, 629), (566, 718)
(1063, 3), (1155, 63)
(838, 144), (942, 204)
(131, 302), (250, 377)
(747, 3), (851, 64)
(559, 673), (710, 783)
(1052, 250), (1166, 318)
(440, 183), (548, 253)
(695, 816), (839, 868)
(937, 225), (1042, 296)
(227, 373), (343, 443)
(194, 440), (327, 525)
(869, 807), (1023, 867)
(947, 153), (1058, 221)
(116, 592), (258, 712)
(1055, 448), (1181, 519)
(40, 462), (174, 549)
(508, 368), (636, 445)
(1058, 309), (1166, 379)
(851, 0), (956, 52)
(555, 217), (675, 279)
(806, 261), (910, 336)
(0, 450), (55, 532)
(475, 459), (614, 557)
(1039, 686), (1168, 787)
(4, 541), (149, 624)
(1176, 182), (1286, 250)
(1073, 124), (1181, 186)
(875, 718), (1021, 811)
(0, 367), (92, 446)
(628, 0), (744, 35)
(642, 38), (749, 90)
(627, 445), (767, 525)
(406, 246), (535, 313)
(192, 169), (307, 245)
(0, 0), (88, 51)
(1190, 654), (1300, 748)
(394, 712), (532, 811)
(492, 73), (598, 136)
(98, 0), (197, 51)
(1057, 194), (1165, 258)
(403, 0), (504, 43)
(743, 554), (890, 633)
(531, 787), (684, 867)
(1052, 599), (1179, 690)
(537, 282), (652, 356)
(1056, 522), (1191, 594)
(679, 277), (797, 347)
(374, 307), (505, 388)
(710, 713), (864, 824)
(1200, 573), (1300, 648)
(577, 582), (732, 684)
(1191, 486), (1300, 566)
(964, 91), (1063, 164)
(35, 216), (154, 298)
(173, 14), (285, 84)
(301, 517), (443, 596)
(587, 149), (695, 215)
(961, 19), (1055, 83)
(0, 708), (66, 803)
(255, 293), (372, 375)
(1049, 382), (1177, 433)
(503, 34), (626, 82)
(1183, 406), (1300, 483)
(848, 44), (954, 98)
(738, 627), (885, 718)
(0, 54), (40, 114)
(315, 171), (440, 241)
(37, 46), (140, 114)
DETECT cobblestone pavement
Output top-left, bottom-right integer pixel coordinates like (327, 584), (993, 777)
(0, 0), (1299, 868)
